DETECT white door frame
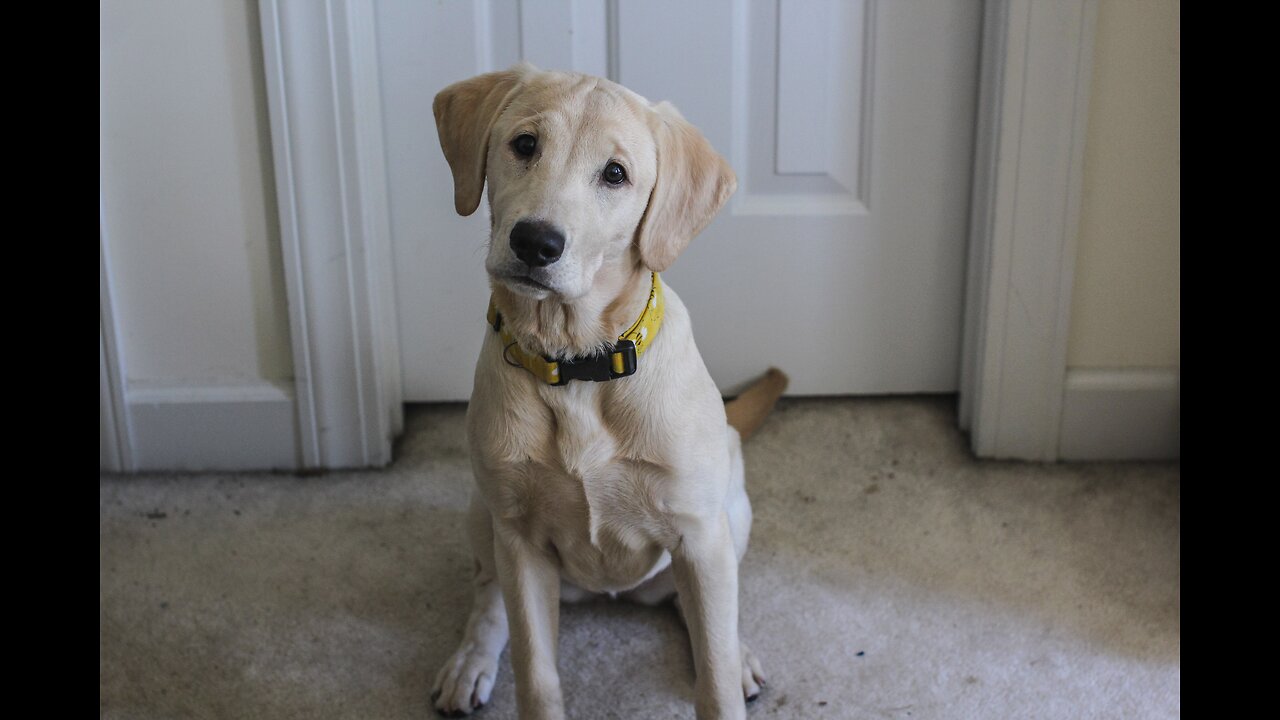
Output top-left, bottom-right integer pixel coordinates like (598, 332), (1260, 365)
(101, 202), (133, 473)
(251, 0), (1098, 466)
(959, 0), (1098, 460)
(258, 0), (402, 469)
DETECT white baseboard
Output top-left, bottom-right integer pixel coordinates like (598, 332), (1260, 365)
(1058, 368), (1179, 461)
(125, 380), (299, 472)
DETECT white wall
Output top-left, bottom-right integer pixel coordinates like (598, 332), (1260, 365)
(1068, 0), (1179, 369)
(101, 0), (292, 387)
(101, 0), (298, 470)
(1060, 0), (1179, 459)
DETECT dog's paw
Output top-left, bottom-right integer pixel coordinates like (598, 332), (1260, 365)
(741, 642), (766, 703)
(432, 644), (499, 716)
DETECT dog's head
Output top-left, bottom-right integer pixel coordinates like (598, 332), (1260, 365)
(433, 64), (736, 301)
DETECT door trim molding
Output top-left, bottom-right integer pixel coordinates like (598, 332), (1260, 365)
(959, 0), (1098, 460)
(259, 0), (402, 469)
(100, 200), (133, 472)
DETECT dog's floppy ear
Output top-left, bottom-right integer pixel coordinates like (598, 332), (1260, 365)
(635, 101), (737, 272)
(433, 65), (531, 216)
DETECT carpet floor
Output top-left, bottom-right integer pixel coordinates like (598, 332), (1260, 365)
(100, 396), (1180, 719)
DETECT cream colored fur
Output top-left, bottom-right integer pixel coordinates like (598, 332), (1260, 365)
(430, 64), (780, 720)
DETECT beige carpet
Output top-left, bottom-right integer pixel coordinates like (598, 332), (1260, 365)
(99, 396), (1180, 719)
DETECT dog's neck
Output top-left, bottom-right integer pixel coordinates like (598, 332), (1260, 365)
(491, 261), (653, 361)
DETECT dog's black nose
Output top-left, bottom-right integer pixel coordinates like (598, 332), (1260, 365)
(509, 220), (565, 267)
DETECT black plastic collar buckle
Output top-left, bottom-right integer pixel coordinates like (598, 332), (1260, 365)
(552, 340), (638, 386)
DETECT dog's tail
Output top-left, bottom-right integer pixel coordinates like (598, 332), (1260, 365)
(724, 367), (789, 442)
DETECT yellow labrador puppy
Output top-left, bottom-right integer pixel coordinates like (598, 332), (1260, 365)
(431, 63), (786, 720)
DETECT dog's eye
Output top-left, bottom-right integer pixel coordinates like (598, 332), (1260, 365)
(512, 134), (537, 158)
(602, 162), (627, 186)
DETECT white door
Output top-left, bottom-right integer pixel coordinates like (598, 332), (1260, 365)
(376, 0), (981, 400)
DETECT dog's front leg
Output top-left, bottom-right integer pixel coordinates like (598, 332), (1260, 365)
(432, 495), (510, 715)
(493, 522), (565, 720)
(672, 512), (746, 720)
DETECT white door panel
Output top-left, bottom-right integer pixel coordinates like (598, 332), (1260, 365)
(377, 0), (980, 400)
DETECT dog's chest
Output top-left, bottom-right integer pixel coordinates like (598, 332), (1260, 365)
(484, 384), (675, 592)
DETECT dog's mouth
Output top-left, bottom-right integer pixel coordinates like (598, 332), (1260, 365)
(500, 273), (555, 296)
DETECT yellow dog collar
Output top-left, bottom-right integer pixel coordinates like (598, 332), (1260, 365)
(487, 273), (665, 386)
